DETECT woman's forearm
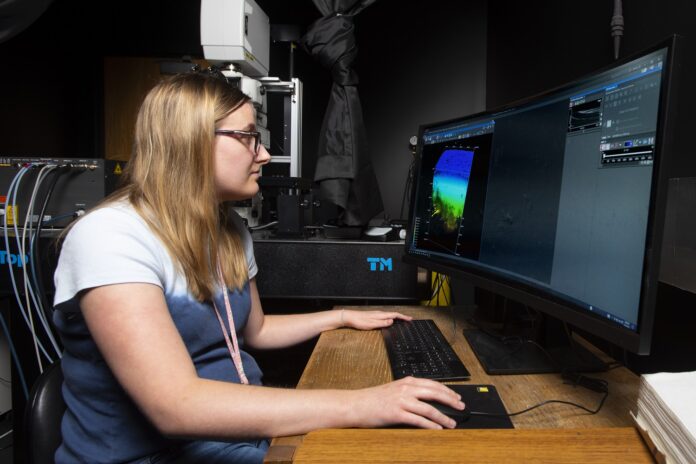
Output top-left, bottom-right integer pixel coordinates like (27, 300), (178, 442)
(158, 378), (358, 439)
(157, 376), (463, 439)
(245, 310), (342, 349)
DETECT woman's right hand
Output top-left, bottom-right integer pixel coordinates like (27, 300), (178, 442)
(349, 377), (465, 429)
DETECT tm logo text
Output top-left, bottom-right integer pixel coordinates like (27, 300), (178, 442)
(367, 257), (392, 272)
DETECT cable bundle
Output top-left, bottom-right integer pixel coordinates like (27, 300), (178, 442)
(1, 162), (79, 399)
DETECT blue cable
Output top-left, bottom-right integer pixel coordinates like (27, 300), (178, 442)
(4, 166), (54, 362)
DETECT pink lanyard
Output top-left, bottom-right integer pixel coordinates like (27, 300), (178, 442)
(212, 265), (249, 384)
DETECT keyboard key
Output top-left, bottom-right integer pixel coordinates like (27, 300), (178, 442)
(382, 319), (471, 381)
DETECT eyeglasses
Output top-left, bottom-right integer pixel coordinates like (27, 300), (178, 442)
(215, 129), (262, 155)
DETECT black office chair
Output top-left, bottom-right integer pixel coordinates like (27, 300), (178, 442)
(23, 359), (65, 464)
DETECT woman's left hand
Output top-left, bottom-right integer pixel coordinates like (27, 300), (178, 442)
(340, 310), (413, 331)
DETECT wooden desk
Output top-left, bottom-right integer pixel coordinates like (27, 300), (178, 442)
(265, 306), (651, 463)
(290, 428), (651, 463)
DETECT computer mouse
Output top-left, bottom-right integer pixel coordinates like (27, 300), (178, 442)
(425, 400), (470, 426)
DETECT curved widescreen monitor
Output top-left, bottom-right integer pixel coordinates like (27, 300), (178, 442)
(404, 36), (683, 357)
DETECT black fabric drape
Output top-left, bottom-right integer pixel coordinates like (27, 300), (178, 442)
(302, 0), (383, 226)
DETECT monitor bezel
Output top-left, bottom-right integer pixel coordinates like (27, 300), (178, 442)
(403, 35), (683, 355)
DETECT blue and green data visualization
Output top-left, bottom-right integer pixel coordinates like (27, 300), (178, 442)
(432, 149), (474, 233)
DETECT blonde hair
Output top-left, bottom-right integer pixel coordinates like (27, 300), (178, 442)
(108, 73), (251, 300)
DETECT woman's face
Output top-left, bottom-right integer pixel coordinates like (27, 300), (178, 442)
(213, 102), (271, 201)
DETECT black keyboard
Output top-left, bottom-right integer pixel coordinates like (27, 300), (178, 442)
(382, 319), (471, 381)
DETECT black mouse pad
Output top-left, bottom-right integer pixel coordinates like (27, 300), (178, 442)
(449, 384), (514, 429)
(389, 384), (513, 430)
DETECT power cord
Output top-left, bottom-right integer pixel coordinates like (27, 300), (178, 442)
(425, 273), (444, 306)
(462, 306), (611, 418)
(470, 378), (609, 418)
(426, 273), (452, 307)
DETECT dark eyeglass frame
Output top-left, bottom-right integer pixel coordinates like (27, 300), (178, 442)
(215, 129), (262, 155)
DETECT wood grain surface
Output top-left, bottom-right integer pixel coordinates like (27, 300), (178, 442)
(265, 305), (645, 463)
(292, 428), (653, 463)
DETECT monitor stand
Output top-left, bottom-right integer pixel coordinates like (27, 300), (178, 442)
(463, 309), (607, 375)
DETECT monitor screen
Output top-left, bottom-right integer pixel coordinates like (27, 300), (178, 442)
(404, 37), (682, 358)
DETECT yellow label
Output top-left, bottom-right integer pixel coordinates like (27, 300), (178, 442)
(114, 163), (123, 175)
(477, 386), (489, 393)
(6, 205), (17, 226)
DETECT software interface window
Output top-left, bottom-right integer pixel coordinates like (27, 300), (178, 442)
(409, 48), (667, 332)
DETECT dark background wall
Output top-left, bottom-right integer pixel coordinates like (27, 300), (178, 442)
(0, 0), (204, 158)
(2, 1), (694, 212)
(487, 0), (696, 112)
(0, 1), (101, 157)
(356, 1), (487, 220)
(0, 0), (487, 222)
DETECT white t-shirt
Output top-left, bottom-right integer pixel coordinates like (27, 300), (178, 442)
(54, 200), (257, 305)
(52, 201), (263, 464)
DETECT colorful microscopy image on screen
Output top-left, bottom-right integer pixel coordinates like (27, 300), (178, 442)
(432, 149), (474, 232)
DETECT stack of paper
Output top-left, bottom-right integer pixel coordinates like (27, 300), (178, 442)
(633, 371), (696, 464)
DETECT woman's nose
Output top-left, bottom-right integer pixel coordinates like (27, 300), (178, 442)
(257, 144), (272, 164)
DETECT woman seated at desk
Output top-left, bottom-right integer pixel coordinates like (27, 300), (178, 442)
(52, 72), (464, 464)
